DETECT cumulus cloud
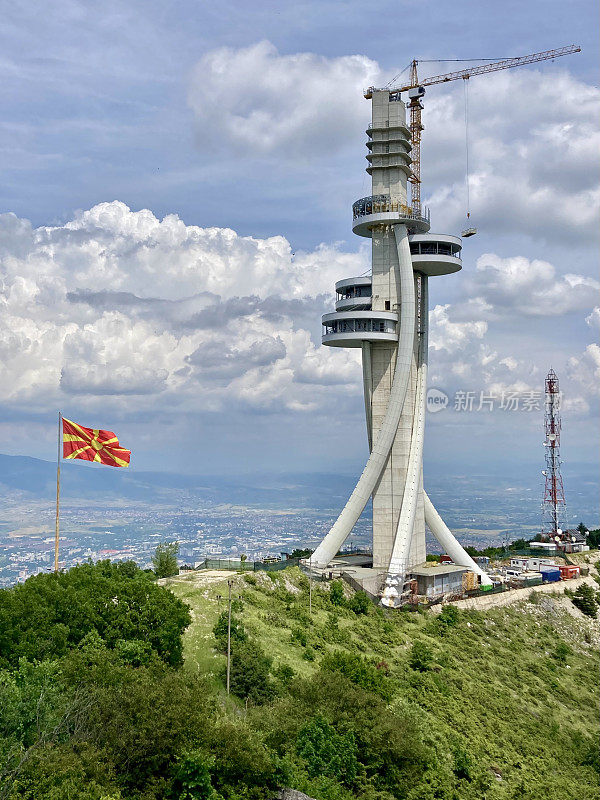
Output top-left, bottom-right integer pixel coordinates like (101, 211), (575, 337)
(585, 306), (600, 330)
(567, 343), (600, 400)
(188, 40), (380, 156)
(422, 69), (600, 242)
(428, 282), (597, 412)
(1, 200), (596, 434)
(0, 202), (365, 411)
(454, 253), (600, 320)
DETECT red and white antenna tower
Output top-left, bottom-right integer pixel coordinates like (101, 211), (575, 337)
(541, 369), (567, 538)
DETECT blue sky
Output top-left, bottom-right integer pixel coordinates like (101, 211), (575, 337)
(0, 0), (598, 492)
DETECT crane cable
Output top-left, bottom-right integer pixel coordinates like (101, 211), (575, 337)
(463, 77), (471, 220)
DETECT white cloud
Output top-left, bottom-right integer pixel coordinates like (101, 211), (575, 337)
(422, 69), (600, 242)
(586, 306), (600, 330)
(0, 202), (365, 412)
(429, 304), (487, 354)
(457, 253), (600, 319)
(567, 343), (600, 399)
(188, 40), (380, 156)
(0, 201), (596, 435)
(187, 44), (599, 245)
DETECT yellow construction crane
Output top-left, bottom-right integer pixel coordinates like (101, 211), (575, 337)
(365, 45), (581, 230)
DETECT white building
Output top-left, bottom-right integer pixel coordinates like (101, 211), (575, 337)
(310, 89), (491, 604)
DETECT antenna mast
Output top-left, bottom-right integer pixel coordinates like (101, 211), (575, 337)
(542, 369), (567, 539)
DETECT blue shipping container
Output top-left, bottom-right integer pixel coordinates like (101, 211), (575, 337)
(540, 567), (561, 583)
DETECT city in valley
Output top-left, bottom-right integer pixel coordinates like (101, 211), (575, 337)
(1, 457), (596, 586)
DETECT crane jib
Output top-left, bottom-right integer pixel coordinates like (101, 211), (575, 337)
(364, 45), (581, 97)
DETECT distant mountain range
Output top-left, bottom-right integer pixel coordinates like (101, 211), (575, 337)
(0, 453), (362, 509)
(0, 452), (597, 524)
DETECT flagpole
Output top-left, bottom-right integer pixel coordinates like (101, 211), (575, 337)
(54, 412), (61, 573)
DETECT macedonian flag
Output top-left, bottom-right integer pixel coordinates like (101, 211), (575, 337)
(62, 418), (131, 468)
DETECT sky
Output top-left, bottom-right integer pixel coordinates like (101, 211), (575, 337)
(0, 0), (598, 493)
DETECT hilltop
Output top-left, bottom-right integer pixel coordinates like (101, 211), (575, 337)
(0, 556), (598, 800)
(166, 562), (600, 800)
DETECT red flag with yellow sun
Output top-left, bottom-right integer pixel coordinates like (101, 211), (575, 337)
(62, 417), (131, 468)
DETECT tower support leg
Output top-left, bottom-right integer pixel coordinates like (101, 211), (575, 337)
(310, 225), (416, 567)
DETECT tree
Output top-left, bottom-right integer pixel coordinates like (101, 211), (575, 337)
(212, 611), (246, 652)
(225, 640), (275, 704)
(152, 541), (179, 578)
(60, 642), (212, 796)
(0, 561), (191, 668)
(571, 584), (599, 618)
(290, 548), (313, 559)
(577, 522), (588, 535)
(171, 751), (215, 800)
(296, 716), (358, 784)
(588, 529), (600, 549)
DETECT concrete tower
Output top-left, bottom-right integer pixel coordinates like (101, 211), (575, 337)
(312, 90), (491, 605)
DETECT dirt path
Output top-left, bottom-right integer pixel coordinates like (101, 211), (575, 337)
(158, 570), (233, 589)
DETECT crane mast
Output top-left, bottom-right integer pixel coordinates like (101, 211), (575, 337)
(365, 45), (581, 216)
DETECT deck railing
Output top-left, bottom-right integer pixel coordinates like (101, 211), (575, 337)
(352, 195), (430, 226)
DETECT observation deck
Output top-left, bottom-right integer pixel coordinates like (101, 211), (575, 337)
(409, 234), (462, 276)
(335, 276), (372, 311)
(322, 234), (461, 348)
(322, 311), (398, 348)
(352, 195), (431, 237)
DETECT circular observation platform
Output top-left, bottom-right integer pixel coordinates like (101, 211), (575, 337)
(322, 310), (398, 348)
(352, 195), (431, 237)
(335, 276), (372, 311)
(409, 234), (462, 276)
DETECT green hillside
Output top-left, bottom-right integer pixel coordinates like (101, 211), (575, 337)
(0, 559), (598, 800)
(168, 565), (600, 800)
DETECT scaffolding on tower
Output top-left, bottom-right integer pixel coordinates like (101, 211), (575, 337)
(541, 369), (567, 539)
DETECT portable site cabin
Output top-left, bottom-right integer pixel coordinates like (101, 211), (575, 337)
(540, 566), (561, 583)
(409, 564), (470, 598)
(510, 557), (558, 572)
(559, 564), (580, 580)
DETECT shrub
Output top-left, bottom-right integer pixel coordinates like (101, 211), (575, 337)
(0, 561), (191, 668)
(291, 627), (308, 647)
(348, 591), (371, 615)
(409, 641), (433, 672)
(553, 642), (572, 663)
(296, 716), (358, 784)
(225, 640), (275, 704)
(320, 651), (391, 699)
(329, 581), (345, 606)
(437, 605), (460, 632)
(171, 751), (215, 800)
(212, 611), (247, 652)
(303, 647), (316, 662)
(273, 663), (296, 689)
(453, 745), (473, 780)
